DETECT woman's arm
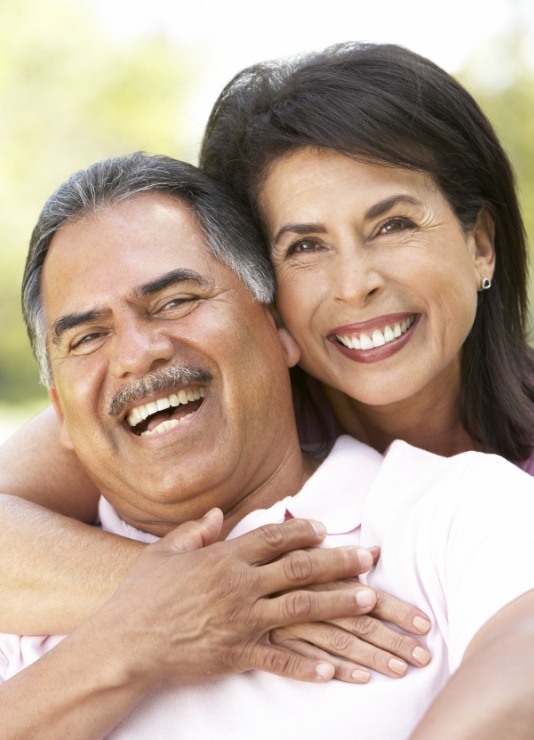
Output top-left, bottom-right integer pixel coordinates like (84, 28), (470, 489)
(0, 406), (142, 633)
(0, 406), (99, 520)
(410, 589), (534, 738)
(0, 494), (143, 634)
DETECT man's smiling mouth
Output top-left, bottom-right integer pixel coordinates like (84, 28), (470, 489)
(126, 387), (207, 437)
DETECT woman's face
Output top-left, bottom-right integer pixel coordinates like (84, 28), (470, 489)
(259, 147), (495, 408)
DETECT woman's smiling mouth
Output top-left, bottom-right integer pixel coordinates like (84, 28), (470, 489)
(334, 315), (417, 351)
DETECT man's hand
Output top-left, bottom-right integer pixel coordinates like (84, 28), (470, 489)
(91, 513), (380, 687)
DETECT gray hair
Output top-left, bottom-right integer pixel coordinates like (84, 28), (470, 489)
(22, 152), (275, 386)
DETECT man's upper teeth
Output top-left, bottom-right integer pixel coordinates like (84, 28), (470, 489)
(126, 388), (206, 427)
(336, 316), (415, 350)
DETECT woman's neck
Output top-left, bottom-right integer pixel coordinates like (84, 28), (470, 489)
(323, 380), (480, 458)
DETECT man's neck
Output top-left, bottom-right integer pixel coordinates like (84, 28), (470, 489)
(104, 441), (320, 541)
(219, 450), (320, 539)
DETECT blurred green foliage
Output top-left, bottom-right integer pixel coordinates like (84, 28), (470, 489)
(0, 1), (533, 409)
(459, 30), (534, 341)
(0, 0), (196, 406)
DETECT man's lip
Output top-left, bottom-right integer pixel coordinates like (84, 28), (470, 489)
(121, 385), (208, 436)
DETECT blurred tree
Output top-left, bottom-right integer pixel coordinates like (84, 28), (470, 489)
(460, 25), (534, 338)
(0, 0), (196, 405)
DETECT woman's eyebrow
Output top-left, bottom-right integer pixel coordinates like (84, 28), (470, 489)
(272, 195), (423, 244)
(272, 222), (326, 244)
(364, 194), (422, 220)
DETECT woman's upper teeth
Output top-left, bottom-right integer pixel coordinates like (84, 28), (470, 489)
(336, 316), (415, 350)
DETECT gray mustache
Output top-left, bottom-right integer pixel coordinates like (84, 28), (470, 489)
(109, 366), (212, 418)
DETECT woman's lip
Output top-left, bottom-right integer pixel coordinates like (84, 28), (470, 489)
(328, 314), (419, 364)
(329, 312), (418, 337)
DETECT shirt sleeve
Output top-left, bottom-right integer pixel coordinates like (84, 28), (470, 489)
(0, 633), (65, 682)
(440, 453), (534, 670)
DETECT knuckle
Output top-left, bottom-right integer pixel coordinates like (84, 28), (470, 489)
(390, 632), (419, 658)
(217, 564), (249, 598)
(263, 649), (299, 676)
(284, 590), (313, 620)
(269, 628), (288, 647)
(374, 591), (409, 623)
(328, 629), (353, 652)
(366, 645), (386, 668)
(256, 522), (287, 549)
(283, 551), (314, 582)
(389, 631), (411, 654)
(349, 615), (379, 639)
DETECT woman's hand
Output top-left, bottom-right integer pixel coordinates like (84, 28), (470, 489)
(271, 579), (431, 682)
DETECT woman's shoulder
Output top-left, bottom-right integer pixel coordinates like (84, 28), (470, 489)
(516, 448), (534, 476)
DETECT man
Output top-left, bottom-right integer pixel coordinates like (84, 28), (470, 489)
(2, 152), (534, 739)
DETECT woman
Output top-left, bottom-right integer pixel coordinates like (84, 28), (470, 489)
(199, 41), (534, 468)
(0, 42), (533, 678)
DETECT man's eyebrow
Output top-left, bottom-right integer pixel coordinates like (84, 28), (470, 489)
(272, 195), (423, 244)
(137, 268), (211, 297)
(52, 310), (106, 346)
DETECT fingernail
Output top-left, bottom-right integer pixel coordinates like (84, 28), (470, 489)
(412, 616), (431, 634)
(310, 520), (327, 538)
(315, 662), (334, 681)
(356, 546), (373, 570)
(412, 646), (431, 666)
(355, 588), (376, 609)
(388, 658), (407, 676)
(351, 669), (370, 683)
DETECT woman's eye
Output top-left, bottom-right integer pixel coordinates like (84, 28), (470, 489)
(286, 238), (320, 257)
(378, 217), (414, 235)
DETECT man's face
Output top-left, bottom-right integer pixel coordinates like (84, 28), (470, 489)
(43, 193), (299, 535)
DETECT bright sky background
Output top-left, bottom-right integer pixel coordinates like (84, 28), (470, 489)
(89, 0), (534, 159)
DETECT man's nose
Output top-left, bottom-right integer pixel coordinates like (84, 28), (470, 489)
(108, 318), (175, 379)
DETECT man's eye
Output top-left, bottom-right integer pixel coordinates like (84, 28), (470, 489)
(70, 332), (102, 351)
(161, 296), (197, 311)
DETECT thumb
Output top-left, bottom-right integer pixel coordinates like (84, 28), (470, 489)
(161, 508), (224, 552)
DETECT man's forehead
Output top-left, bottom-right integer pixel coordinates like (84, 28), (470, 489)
(41, 192), (241, 319)
(44, 193), (220, 276)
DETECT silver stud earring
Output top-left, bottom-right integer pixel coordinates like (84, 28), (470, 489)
(481, 277), (492, 291)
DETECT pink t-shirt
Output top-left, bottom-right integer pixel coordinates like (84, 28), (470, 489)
(2, 437), (534, 739)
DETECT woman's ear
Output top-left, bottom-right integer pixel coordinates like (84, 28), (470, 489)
(277, 326), (301, 368)
(471, 208), (496, 281)
(48, 387), (75, 451)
